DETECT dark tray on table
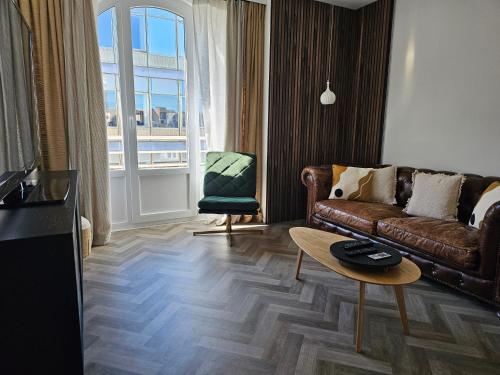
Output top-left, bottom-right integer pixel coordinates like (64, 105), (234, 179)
(330, 240), (402, 271)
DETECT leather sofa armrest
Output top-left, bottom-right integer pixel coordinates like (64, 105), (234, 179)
(301, 166), (332, 225)
(477, 201), (500, 300)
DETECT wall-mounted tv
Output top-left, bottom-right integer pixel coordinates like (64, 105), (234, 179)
(0, 0), (41, 203)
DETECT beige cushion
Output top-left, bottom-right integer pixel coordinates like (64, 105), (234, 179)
(404, 172), (464, 221)
(328, 165), (396, 204)
(469, 182), (500, 229)
(370, 166), (397, 205)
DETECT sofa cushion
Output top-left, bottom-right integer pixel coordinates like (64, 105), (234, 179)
(314, 200), (408, 235)
(377, 217), (479, 270)
(198, 196), (259, 213)
(404, 172), (464, 221)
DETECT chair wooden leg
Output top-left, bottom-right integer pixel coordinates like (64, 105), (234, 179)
(226, 215), (232, 234)
(229, 229), (265, 234)
(193, 229), (228, 236)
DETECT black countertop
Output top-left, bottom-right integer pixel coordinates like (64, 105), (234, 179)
(0, 170), (78, 242)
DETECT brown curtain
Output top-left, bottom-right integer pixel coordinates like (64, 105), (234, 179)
(226, 0), (265, 223)
(19, 0), (68, 171)
(19, 0), (111, 245)
(226, 0), (243, 152)
(240, 2), (265, 208)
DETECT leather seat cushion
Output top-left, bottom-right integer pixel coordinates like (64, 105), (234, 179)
(314, 200), (408, 235)
(377, 217), (479, 270)
(198, 196), (259, 214)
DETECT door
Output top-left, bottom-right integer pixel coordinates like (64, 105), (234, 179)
(96, 0), (200, 228)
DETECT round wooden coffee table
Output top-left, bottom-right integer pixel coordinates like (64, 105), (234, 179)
(290, 227), (421, 353)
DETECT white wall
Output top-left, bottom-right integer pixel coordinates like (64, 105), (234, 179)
(383, 0), (500, 176)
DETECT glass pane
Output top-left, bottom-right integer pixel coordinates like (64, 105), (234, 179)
(104, 90), (118, 127)
(102, 73), (116, 91)
(131, 14), (146, 50)
(178, 20), (185, 70)
(151, 78), (178, 95)
(181, 97), (186, 128)
(151, 95), (178, 128)
(98, 7), (124, 170)
(147, 17), (176, 57)
(130, 7), (187, 169)
(134, 76), (148, 92)
(98, 10), (113, 48)
(137, 141), (187, 168)
(131, 8), (145, 16)
(135, 94), (148, 126)
(147, 8), (176, 19)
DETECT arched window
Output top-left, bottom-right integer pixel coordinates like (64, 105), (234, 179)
(95, 0), (199, 226)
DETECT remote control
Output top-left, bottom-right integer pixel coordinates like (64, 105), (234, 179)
(345, 247), (378, 257)
(344, 240), (373, 251)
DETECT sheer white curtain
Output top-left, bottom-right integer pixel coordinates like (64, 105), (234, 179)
(193, 0), (232, 225)
(193, 0), (265, 225)
(192, 0), (228, 152)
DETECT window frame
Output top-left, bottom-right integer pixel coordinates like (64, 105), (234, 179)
(95, 0), (198, 176)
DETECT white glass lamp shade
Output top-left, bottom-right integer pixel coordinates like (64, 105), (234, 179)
(320, 80), (336, 105)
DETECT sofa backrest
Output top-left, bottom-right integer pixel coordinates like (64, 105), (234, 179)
(395, 166), (500, 224)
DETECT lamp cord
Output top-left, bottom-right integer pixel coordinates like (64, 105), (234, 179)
(327, 5), (334, 84)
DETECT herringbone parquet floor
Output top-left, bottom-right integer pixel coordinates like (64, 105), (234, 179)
(83, 221), (500, 375)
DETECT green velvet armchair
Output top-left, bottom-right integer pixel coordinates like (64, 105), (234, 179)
(194, 152), (263, 236)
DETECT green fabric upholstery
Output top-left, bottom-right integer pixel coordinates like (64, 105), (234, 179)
(203, 152), (257, 197)
(199, 152), (259, 215)
(198, 196), (259, 213)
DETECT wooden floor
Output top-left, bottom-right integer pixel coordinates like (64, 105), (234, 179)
(83, 221), (500, 375)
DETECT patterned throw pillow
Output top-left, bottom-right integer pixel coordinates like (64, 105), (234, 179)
(404, 172), (464, 221)
(328, 165), (397, 204)
(328, 165), (373, 201)
(469, 182), (500, 229)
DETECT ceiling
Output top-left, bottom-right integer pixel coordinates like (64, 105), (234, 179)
(316, 0), (378, 9)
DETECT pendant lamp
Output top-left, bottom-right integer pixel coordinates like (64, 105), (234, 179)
(320, 80), (336, 105)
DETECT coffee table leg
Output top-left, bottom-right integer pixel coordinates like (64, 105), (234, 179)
(356, 281), (366, 353)
(394, 285), (409, 335)
(295, 249), (304, 280)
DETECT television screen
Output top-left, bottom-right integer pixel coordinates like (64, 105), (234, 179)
(0, 0), (40, 180)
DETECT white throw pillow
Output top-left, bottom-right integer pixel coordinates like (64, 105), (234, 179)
(469, 182), (500, 229)
(404, 172), (464, 221)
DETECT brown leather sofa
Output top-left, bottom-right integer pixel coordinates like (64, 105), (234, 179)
(301, 165), (500, 309)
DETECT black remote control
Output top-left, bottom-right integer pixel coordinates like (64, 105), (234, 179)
(345, 248), (378, 257)
(344, 240), (373, 251)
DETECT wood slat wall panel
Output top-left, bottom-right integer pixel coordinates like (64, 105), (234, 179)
(266, 0), (394, 223)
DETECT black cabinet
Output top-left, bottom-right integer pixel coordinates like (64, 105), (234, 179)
(0, 171), (84, 374)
